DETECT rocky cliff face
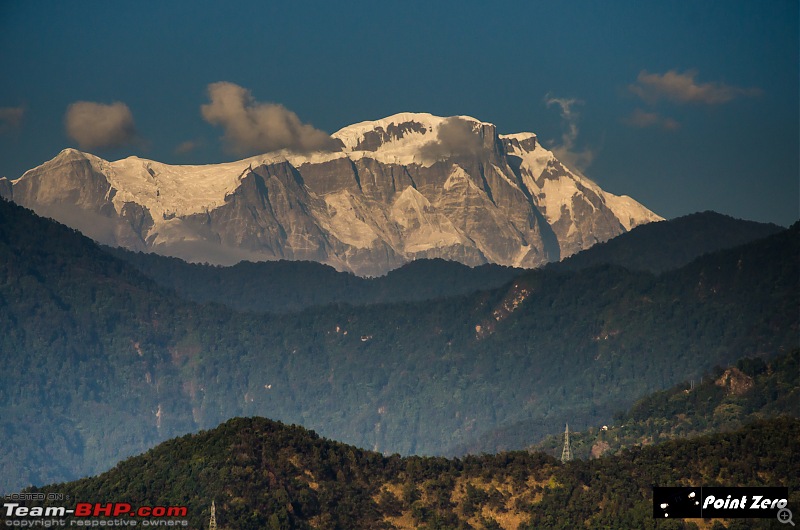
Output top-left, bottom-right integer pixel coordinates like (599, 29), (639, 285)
(10, 113), (662, 275)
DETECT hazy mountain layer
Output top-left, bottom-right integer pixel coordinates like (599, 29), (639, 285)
(105, 211), (782, 315)
(105, 250), (526, 313)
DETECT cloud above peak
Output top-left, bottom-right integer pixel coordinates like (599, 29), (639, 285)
(629, 69), (761, 105)
(0, 106), (25, 133)
(201, 82), (341, 155)
(174, 140), (200, 155)
(418, 117), (484, 161)
(65, 101), (137, 150)
(623, 109), (680, 131)
(544, 96), (594, 172)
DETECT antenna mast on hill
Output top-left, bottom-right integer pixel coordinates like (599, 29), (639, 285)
(209, 501), (217, 530)
(561, 423), (572, 463)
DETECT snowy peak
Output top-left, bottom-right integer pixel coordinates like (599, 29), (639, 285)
(34, 148), (107, 174)
(501, 132), (538, 154)
(10, 112), (663, 275)
(334, 112), (488, 150)
(333, 112), (441, 152)
(333, 112), (502, 166)
(106, 155), (250, 218)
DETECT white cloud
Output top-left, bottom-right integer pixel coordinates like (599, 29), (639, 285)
(623, 109), (680, 131)
(0, 106), (25, 132)
(544, 95), (594, 172)
(65, 101), (137, 150)
(419, 117), (484, 161)
(200, 82), (340, 155)
(174, 140), (199, 155)
(629, 69), (761, 105)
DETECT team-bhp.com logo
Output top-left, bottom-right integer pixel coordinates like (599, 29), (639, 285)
(5, 504), (187, 518)
(4, 502), (189, 527)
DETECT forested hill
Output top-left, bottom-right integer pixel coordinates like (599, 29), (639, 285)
(1, 198), (797, 494)
(534, 349), (799, 460)
(104, 211), (782, 314)
(17, 416), (800, 529)
(551, 211), (783, 274)
(103, 248), (524, 313)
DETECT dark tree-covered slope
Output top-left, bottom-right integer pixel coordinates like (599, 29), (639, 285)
(551, 211), (783, 274)
(104, 211), (782, 314)
(1, 198), (797, 493)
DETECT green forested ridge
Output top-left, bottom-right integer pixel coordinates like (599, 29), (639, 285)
(1, 198), (797, 493)
(105, 248), (525, 313)
(551, 211), (783, 274)
(534, 349), (799, 460)
(13, 416), (799, 529)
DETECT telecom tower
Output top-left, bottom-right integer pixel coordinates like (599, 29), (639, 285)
(208, 501), (217, 530)
(560, 423), (572, 463)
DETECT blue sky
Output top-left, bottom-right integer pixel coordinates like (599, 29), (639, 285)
(1, 1), (797, 225)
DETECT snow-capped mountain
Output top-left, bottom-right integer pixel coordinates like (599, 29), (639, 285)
(7, 113), (661, 276)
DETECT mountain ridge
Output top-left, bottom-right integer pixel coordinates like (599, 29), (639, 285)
(103, 249), (526, 313)
(7, 113), (661, 275)
(104, 211), (783, 314)
(550, 210), (785, 274)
